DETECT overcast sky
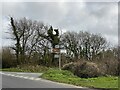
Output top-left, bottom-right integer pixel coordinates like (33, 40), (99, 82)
(1, 1), (118, 47)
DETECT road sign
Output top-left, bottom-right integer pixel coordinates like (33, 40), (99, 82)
(60, 49), (66, 53)
(52, 48), (60, 53)
(55, 45), (59, 48)
(54, 54), (59, 58)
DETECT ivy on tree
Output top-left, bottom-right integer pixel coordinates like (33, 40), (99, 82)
(47, 26), (60, 48)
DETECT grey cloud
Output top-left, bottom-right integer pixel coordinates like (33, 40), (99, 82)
(4, 2), (70, 26)
(2, 2), (118, 45)
(57, 3), (117, 35)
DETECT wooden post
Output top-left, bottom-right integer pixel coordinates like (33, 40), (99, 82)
(59, 52), (61, 70)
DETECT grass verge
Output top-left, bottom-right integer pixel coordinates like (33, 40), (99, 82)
(0, 65), (49, 73)
(41, 68), (118, 89)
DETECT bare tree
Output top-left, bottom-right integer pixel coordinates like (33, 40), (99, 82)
(10, 17), (22, 64)
(10, 17), (48, 64)
(61, 31), (79, 60)
(90, 34), (107, 60)
(10, 17), (58, 66)
(61, 31), (107, 61)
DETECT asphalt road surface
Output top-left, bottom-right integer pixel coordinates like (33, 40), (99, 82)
(1, 72), (100, 90)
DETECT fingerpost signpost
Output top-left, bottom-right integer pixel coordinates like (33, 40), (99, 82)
(47, 26), (61, 70)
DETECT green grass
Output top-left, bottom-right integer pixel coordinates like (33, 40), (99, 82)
(0, 65), (49, 73)
(41, 68), (118, 89)
(0, 68), (24, 72)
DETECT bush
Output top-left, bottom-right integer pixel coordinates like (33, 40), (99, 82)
(62, 61), (103, 78)
(62, 62), (77, 73)
(97, 59), (118, 76)
(2, 47), (17, 68)
(74, 61), (102, 78)
(16, 64), (49, 72)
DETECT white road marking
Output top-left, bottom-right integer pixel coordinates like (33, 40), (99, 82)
(22, 76), (29, 79)
(15, 75), (22, 78)
(29, 77), (35, 80)
(14, 75), (19, 77)
(10, 75), (15, 76)
(0, 72), (4, 74)
(17, 73), (25, 74)
(7, 74), (12, 76)
(1, 72), (41, 81)
(18, 76), (24, 78)
(34, 78), (41, 80)
(16, 75), (21, 78)
(0, 72), (41, 81)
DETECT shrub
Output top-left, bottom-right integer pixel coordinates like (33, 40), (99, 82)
(97, 59), (118, 76)
(62, 61), (103, 78)
(2, 47), (17, 68)
(74, 61), (102, 78)
(62, 62), (77, 73)
(16, 64), (49, 72)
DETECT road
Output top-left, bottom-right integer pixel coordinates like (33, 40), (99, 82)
(0, 72), (99, 89)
